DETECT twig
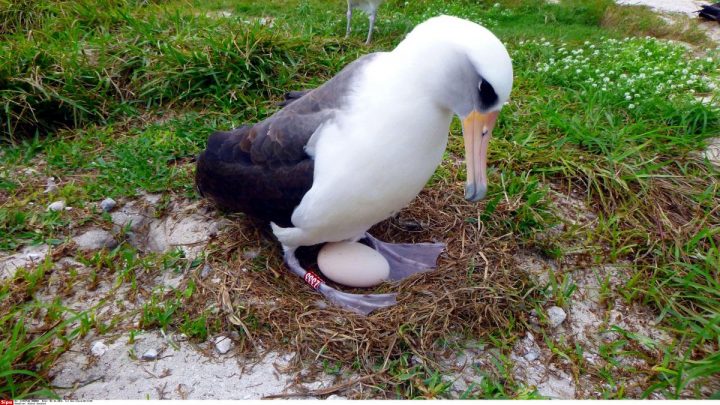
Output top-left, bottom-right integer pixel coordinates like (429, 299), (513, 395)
(50, 376), (103, 390)
(262, 374), (377, 399)
(479, 250), (489, 281)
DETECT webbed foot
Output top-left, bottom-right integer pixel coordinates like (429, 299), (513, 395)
(363, 233), (445, 281)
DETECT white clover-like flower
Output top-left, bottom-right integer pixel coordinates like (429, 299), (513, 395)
(625, 95), (632, 100)
(629, 104), (635, 109)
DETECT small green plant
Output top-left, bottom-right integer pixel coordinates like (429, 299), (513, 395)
(180, 314), (210, 341)
(140, 293), (181, 331)
(384, 353), (453, 399)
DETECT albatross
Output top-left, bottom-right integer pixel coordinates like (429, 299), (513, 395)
(195, 15), (513, 315)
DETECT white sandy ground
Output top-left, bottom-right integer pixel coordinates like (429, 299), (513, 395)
(1, 1), (718, 399)
(617, 0), (706, 15)
(618, 0), (720, 43)
(50, 332), (333, 400)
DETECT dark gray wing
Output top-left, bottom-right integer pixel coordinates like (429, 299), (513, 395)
(195, 53), (378, 227)
(277, 90), (312, 107)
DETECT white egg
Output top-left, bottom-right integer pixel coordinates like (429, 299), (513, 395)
(317, 241), (390, 288)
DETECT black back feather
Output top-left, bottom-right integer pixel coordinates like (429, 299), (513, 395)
(195, 54), (377, 227)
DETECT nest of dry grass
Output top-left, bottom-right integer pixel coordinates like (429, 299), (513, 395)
(180, 181), (537, 388)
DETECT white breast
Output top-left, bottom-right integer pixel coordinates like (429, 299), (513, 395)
(289, 55), (453, 245)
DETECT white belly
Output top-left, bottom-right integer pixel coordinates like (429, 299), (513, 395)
(286, 109), (451, 246)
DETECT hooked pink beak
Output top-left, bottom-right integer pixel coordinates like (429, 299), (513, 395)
(462, 110), (498, 201)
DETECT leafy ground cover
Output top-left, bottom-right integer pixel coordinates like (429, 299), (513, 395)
(1, 0), (719, 399)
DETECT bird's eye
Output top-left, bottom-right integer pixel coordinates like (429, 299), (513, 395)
(478, 78), (498, 110)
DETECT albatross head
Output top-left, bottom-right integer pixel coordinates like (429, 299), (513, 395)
(404, 15), (513, 202)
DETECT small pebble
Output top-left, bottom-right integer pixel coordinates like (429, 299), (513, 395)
(73, 229), (117, 251)
(99, 197), (117, 212)
(91, 341), (109, 357)
(214, 336), (233, 354)
(44, 177), (58, 193)
(207, 222), (219, 237)
(583, 352), (599, 365)
(26, 252), (44, 261)
(327, 395), (348, 400)
(141, 348), (158, 361)
(47, 201), (66, 212)
(200, 264), (212, 279)
(524, 350), (540, 362)
(547, 306), (567, 328)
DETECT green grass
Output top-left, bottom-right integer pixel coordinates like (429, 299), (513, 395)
(1, 0), (719, 399)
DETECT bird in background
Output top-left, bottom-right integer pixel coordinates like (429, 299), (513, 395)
(345, 0), (385, 44)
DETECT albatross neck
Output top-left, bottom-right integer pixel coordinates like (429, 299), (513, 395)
(383, 39), (478, 117)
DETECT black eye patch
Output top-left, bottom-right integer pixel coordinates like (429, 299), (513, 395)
(479, 79), (498, 110)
